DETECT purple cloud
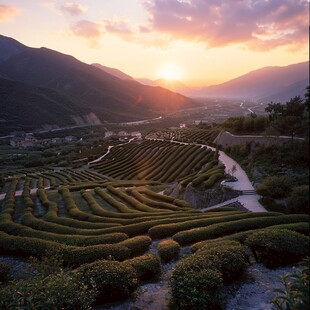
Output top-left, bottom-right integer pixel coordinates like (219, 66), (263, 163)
(0, 4), (19, 21)
(143, 0), (309, 50)
(60, 2), (87, 16)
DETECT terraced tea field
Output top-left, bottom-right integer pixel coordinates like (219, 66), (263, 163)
(0, 136), (309, 309)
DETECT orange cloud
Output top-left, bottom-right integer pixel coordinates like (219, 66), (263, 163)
(143, 0), (309, 50)
(71, 20), (103, 47)
(0, 4), (20, 21)
(103, 18), (134, 40)
(60, 2), (87, 16)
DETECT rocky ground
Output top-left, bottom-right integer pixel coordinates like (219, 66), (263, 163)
(98, 263), (294, 310)
(0, 252), (297, 310)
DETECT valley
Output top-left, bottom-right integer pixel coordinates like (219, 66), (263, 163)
(0, 19), (308, 309)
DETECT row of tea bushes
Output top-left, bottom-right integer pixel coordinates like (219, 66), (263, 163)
(88, 140), (218, 183)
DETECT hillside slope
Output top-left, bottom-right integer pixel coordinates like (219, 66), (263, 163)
(0, 77), (99, 135)
(0, 35), (196, 128)
(197, 62), (309, 101)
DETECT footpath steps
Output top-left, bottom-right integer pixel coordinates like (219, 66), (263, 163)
(241, 190), (257, 195)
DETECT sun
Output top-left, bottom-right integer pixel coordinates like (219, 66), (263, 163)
(158, 62), (184, 81)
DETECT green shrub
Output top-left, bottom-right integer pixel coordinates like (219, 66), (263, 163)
(75, 259), (138, 303)
(118, 236), (152, 256)
(256, 175), (293, 199)
(196, 242), (248, 284)
(157, 240), (180, 262)
(0, 271), (96, 310)
(170, 267), (223, 309)
(0, 262), (10, 282)
(271, 257), (309, 310)
(170, 241), (248, 308)
(122, 253), (161, 281)
(245, 229), (309, 267)
(287, 185), (309, 214)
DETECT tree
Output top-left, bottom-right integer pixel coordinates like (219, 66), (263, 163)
(284, 96), (305, 117)
(265, 102), (285, 121)
(231, 164), (237, 177)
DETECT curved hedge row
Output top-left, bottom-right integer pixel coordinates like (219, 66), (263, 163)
(149, 211), (269, 239)
(0, 231), (131, 265)
(191, 222), (310, 253)
(88, 140), (217, 183)
(173, 214), (309, 245)
(245, 229), (309, 267)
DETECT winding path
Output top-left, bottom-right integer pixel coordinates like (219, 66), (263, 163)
(147, 138), (266, 212)
(88, 138), (136, 164)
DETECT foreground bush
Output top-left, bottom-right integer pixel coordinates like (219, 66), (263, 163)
(75, 259), (138, 303)
(0, 262), (9, 282)
(170, 241), (248, 308)
(0, 270), (96, 310)
(271, 257), (309, 310)
(157, 240), (180, 262)
(245, 229), (309, 267)
(170, 267), (223, 309)
(122, 253), (161, 281)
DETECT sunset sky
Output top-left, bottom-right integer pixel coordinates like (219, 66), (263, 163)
(0, 0), (309, 86)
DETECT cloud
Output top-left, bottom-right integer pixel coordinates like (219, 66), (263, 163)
(0, 4), (20, 21)
(103, 18), (134, 40)
(60, 2), (87, 16)
(71, 20), (103, 47)
(143, 0), (309, 50)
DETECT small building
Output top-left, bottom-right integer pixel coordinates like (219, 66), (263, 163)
(118, 131), (129, 137)
(10, 137), (24, 147)
(179, 123), (186, 128)
(52, 138), (62, 144)
(64, 135), (76, 142)
(130, 131), (142, 139)
(104, 131), (114, 138)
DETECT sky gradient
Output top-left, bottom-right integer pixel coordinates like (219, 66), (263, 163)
(0, 0), (309, 86)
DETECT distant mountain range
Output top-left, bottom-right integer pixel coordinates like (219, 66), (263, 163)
(196, 62), (309, 102)
(0, 34), (308, 135)
(134, 63), (309, 102)
(0, 35), (195, 135)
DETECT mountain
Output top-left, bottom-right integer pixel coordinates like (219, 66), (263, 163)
(0, 77), (100, 135)
(259, 79), (309, 103)
(0, 35), (28, 63)
(136, 78), (195, 96)
(92, 63), (134, 80)
(196, 62), (309, 102)
(0, 35), (195, 134)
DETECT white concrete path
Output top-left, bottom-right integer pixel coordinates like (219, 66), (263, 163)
(147, 138), (267, 212)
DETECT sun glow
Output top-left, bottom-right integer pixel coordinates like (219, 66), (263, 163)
(158, 62), (184, 81)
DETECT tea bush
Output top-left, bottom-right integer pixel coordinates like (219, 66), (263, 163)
(0, 270), (96, 310)
(75, 259), (138, 303)
(170, 241), (248, 308)
(245, 229), (309, 267)
(122, 253), (161, 281)
(157, 240), (180, 262)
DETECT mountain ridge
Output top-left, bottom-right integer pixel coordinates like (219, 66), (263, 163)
(196, 61), (309, 101)
(0, 35), (196, 134)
